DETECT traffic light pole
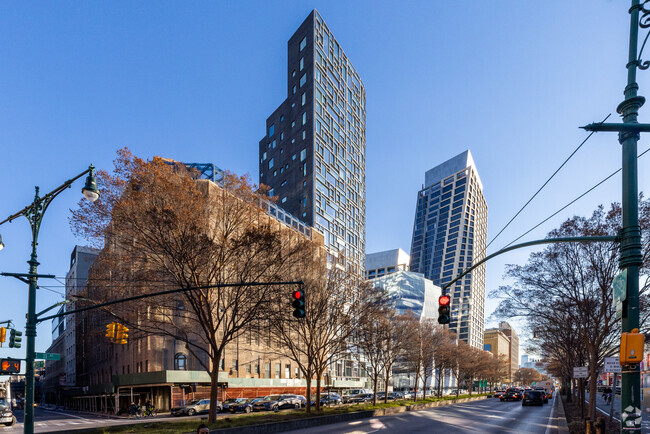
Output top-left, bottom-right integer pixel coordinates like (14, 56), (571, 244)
(0, 166), (97, 434)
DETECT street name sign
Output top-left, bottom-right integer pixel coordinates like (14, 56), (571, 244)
(574, 366), (589, 378)
(604, 357), (622, 374)
(613, 269), (627, 320)
(34, 352), (60, 361)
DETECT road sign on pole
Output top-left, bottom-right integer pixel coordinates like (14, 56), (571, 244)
(34, 352), (60, 361)
(604, 357), (622, 374)
(613, 269), (627, 320)
(573, 366), (589, 378)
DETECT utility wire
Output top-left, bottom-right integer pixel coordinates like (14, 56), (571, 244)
(486, 113), (611, 249)
(502, 146), (650, 249)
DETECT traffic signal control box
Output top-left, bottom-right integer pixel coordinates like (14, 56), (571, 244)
(0, 327), (6, 347)
(620, 328), (645, 365)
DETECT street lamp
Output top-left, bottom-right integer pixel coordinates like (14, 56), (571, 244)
(0, 164), (99, 434)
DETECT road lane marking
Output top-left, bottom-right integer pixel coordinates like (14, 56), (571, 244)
(544, 395), (557, 434)
(41, 409), (88, 420)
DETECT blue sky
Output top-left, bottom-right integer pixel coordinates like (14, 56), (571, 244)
(0, 1), (646, 360)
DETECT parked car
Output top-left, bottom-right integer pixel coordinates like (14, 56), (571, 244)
(222, 398), (251, 412)
(310, 392), (341, 406)
(171, 399), (220, 416)
(252, 395), (302, 412)
(229, 398), (265, 413)
(295, 395), (307, 407)
(522, 390), (544, 406)
(388, 392), (405, 400)
(348, 393), (374, 403)
(342, 389), (373, 403)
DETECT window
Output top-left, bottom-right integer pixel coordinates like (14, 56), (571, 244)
(291, 121), (295, 128)
(302, 112), (307, 125)
(281, 197), (287, 204)
(246, 364), (251, 374)
(300, 74), (306, 87)
(292, 85), (296, 95)
(300, 36), (307, 51)
(285, 364), (291, 378)
(291, 70), (296, 77)
(268, 124), (274, 137)
(300, 57), (304, 71)
(232, 359), (238, 371)
(301, 93), (306, 106)
(300, 197), (307, 207)
(174, 353), (187, 371)
(281, 180), (287, 187)
(268, 158), (274, 170)
(300, 149), (307, 161)
(268, 188), (274, 197)
(265, 363), (271, 378)
(302, 130), (306, 140)
(280, 132), (284, 140)
(280, 115), (284, 122)
(275, 363), (281, 379)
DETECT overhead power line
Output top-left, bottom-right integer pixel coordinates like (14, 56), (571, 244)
(487, 113), (611, 250)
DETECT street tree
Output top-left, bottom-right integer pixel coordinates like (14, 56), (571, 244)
(269, 257), (384, 413)
(491, 200), (650, 421)
(512, 367), (542, 386)
(71, 149), (314, 422)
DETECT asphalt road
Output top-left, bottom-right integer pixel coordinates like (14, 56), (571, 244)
(292, 395), (562, 434)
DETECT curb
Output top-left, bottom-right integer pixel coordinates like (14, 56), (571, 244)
(557, 393), (570, 433)
(210, 395), (488, 433)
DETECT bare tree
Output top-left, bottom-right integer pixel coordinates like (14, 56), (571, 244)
(71, 150), (313, 422)
(512, 368), (542, 386)
(419, 320), (439, 399)
(492, 200), (650, 421)
(355, 289), (392, 406)
(269, 258), (383, 413)
(379, 312), (408, 403)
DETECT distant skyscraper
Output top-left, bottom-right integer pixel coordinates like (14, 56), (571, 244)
(498, 321), (520, 384)
(409, 150), (488, 348)
(259, 10), (366, 276)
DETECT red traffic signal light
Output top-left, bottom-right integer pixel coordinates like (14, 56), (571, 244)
(292, 289), (306, 319)
(438, 294), (451, 325)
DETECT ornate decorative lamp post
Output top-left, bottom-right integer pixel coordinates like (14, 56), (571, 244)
(0, 165), (99, 434)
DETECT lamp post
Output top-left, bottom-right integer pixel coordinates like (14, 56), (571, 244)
(0, 165), (99, 434)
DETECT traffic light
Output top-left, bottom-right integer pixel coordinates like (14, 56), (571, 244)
(438, 295), (451, 325)
(115, 323), (129, 344)
(0, 359), (20, 374)
(0, 327), (6, 347)
(292, 288), (306, 319)
(105, 322), (117, 343)
(621, 327), (645, 365)
(9, 329), (22, 348)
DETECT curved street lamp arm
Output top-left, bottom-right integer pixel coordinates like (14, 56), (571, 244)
(0, 167), (92, 227)
(441, 235), (618, 294)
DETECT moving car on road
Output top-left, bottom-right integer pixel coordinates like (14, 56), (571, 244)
(500, 388), (522, 402)
(522, 390), (544, 406)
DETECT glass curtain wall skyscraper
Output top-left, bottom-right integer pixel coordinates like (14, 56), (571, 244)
(409, 150), (488, 348)
(259, 10), (366, 277)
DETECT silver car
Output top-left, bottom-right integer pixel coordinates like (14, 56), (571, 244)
(171, 399), (221, 416)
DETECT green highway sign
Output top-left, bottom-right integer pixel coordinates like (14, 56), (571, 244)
(34, 352), (60, 361)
